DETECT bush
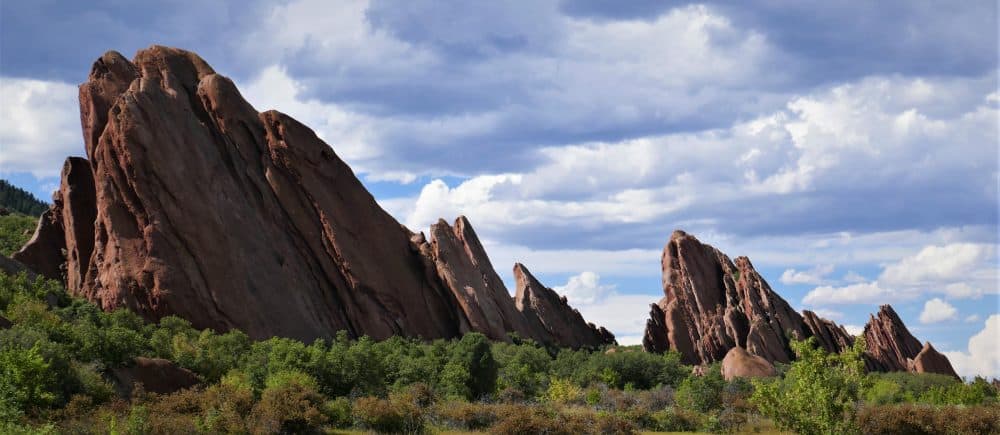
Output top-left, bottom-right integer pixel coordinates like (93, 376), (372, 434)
(352, 396), (425, 434)
(856, 404), (1000, 435)
(249, 372), (328, 434)
(675, 368), (725, 412)
(433, 401), (500, 430)
(751, 337), (869, 435)
(323, 397), (352, 429)
(650, 407), (701, 432)
(546, 378), (583, 404)
(487, 404), (590, 435)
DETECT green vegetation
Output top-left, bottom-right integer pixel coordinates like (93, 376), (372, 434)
(0, 213), (37, 256)
(0, 270), (996, 434)
(0, 179), (48, 217)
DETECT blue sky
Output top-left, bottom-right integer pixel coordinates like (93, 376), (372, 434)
(0, 0), (997, 378)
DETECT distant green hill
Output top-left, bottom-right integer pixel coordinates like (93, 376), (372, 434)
(0, 179), (48, 216)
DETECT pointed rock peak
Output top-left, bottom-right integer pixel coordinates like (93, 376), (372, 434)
(89, 50), (136, 80)
(513, 262), (616, 348)
(910, 341), (960, 378)
(670, 229), (691, 242)
(132, 45), (216, 83)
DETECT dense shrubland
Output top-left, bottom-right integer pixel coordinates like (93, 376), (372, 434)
(1, 270), (997, 434)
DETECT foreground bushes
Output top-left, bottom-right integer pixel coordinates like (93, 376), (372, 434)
(856, 403), (1000, 435)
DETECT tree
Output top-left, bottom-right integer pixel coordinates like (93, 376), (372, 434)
(441, 333), (497, 400)
(751, 336), (870, 435)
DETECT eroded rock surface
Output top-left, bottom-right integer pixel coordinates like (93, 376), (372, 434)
(643, 230), (956, 376)
(643, 230), (806, 364)
(513, 263), (615, 348)
(14, 46), (613, 349)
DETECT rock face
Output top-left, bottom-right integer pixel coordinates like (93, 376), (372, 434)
(643, 230), (807, 364)
(109, 357), (200, 397)
(863, 305), (958, 378)
(513, 263), (615, 348)
(720, 346), (776, 381)
(14, 46), (612, 349)
(643, 230), (956, 377)
(909, 342), (959, 379)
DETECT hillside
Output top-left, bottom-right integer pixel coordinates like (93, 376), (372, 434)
(0, 179), (47, 216)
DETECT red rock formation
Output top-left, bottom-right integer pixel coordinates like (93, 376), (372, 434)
(109, 357), (200, 397)
(909, 342), (959, 379)
(802, 309), (855, 354)
(643, 230), (806, 364)
(513, 263), (615, 348)
(644, 231), (957, 377)
(720, 346), (776, 381)
(863, 306), (958, 378)
(862, 305), (923, 372)
(15, 46), (613, 349)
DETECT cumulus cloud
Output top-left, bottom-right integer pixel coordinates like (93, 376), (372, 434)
(965, 314), (981, 323)
(803, 241), (998, 305)
(803, 281), (906, 305)
(942, 315), (1000, 379)
(843, 324), (864, 336)
(553, 271), (615, 305)
(919, 298), (958, 324)
(0, 77), (83, 178)
(780, 264), (834, 285)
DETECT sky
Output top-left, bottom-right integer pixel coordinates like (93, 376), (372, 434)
(0, 0), (997, 379)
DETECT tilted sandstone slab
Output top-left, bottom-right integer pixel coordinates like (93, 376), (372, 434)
(643, 230), (806, 364)
(15, 46), (613, 349)
(643, 230), (957, 376)
(513, 263), (615, 348)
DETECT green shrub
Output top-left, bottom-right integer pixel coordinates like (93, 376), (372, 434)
(433, 401), (500, 430)
(322, 397), (352, 429)
(650, 407), (701, 432)
(0, 344), (58, 413)
(352, 396), (425, 434)
(250, 372), (328, 434)
(546, 377), (584, 404)
(751, 337), (869, 435)
(675, 368), (725, 412)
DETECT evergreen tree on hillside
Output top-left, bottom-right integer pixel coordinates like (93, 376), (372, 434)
(0, 179), (48, 216)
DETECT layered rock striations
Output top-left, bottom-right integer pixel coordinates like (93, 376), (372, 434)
(643, 230), (957, 377)
(13, 46), (613, 349)
(513, 263), (615, 348)
(864, 305), (958, 378)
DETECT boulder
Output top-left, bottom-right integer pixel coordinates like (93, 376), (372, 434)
(0, 255), (38, 279)
(721, 346), (776, 381)
(0, 315), (11, 329)
(109, 357), (200, 397)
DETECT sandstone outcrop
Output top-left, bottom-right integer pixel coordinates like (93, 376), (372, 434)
(109, 357), (200, 397)
(720, 346), (776, 381)
(643, 230), (806, 364)
(643, 230), (956, 377)
(909, 342), (959, 379)
(863, 305), (958, 378)
(14, 46), (613, 349)
(513, 263), (615, 348)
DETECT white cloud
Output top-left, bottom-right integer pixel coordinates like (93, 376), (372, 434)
(943, 283), (986, 299)
(942, 315), (1000, 380)
(880, 243), (992, 287)
(0, 77), (82, 178)
(552, 271), (614, 305)
(919, 298), (958, 324)
(965, 314), (981, 323)
(780, 264), (834, 285)
(811, 308), (843, 320)
(843, 324), (864, 336)
(841, 271), (868, 283)
(803, 281), (908, 305)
